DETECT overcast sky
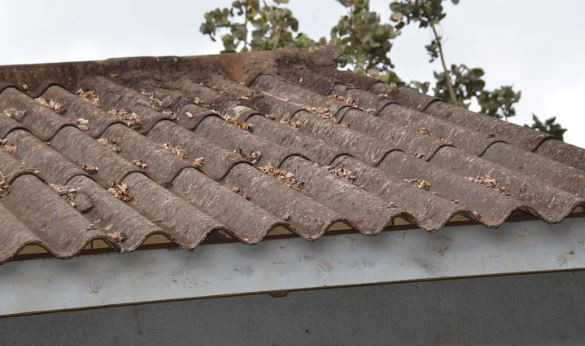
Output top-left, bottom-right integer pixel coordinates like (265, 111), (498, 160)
(1, 0), (584, 146)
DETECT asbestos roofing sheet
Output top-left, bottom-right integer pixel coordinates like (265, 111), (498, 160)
(1, 47), (585, 264)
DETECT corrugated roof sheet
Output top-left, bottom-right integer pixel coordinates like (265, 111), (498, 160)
(1, 46), (585, 263)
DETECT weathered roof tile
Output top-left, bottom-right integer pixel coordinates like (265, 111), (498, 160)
(1, 47), (584, 263)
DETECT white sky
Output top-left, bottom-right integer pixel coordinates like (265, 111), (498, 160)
(1, 0), (584, 146)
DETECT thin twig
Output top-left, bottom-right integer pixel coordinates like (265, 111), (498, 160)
(430, 23), (458, 105)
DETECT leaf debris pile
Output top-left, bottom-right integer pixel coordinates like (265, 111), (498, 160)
(108, 182), (134, 202)
(108, 109), (142, 129)
(308, 106), (336, 122)
(35, 97), (65, 114)
(405, 178), (431, 191)
(327, 166), (358, 185)
(280, 117), (302, 129)
(75, 118), (90, 131)
(97, 138), (121, 153)
(0, 139), (17, 155)
(3, 108), (26, 120)
(259, 164), (304, 191)
(162, 143), (187, 159)
(75, 89), (100, 106)
(49, 183), (77, 207)
(466, 175), (511, 195)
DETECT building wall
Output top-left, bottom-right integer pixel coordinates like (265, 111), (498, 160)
(1, 270), (585, 345)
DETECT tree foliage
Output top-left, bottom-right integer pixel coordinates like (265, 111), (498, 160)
(390, 0), (522, 121)
(330, 0), (399, 76)
(525, 114), (567, 140)
(200, 0), (566, 138)
(199, 0), (323, 53)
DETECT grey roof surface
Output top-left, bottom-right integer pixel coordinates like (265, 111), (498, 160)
(1, 46), (584, 263)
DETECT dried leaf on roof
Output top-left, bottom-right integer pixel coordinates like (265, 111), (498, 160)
(408, 151), (425, 159)
(243, 150), (262, 164)
(3, 107), (26, 120)
(405, 178), (431, 191)
(222, 115), (252, 131)
(132, 160), (148, 169)
(327, 166), (358, 185)
(340, 122), (350, 128)
(308, 106), (335, 122)
(108, 182), (134, 202)
(280, 117), (302, 129)
(0, 180), (9, 198)
(108, 108), (142, 129)
(81, 164), (99, 173)
(416, 127), (429, 135)
(162, 109), (177, 119)
(49, 183), (77, 207)
(104, 226), (126, 243)
(97, 138), (121, 153)
(466, 175), (511, 196)
(191, 157), (205, 168)
(259, 164), (304, 191)
(185, 111), (195, 119)
(75, 118), (90, 131)
(333, 95), (359, 108)
(437, 137), (454, 145)
(162, 142), (187, 159)
(140, 90), (164, 109)
(35, 97), (65, 114)
(0, 139), (17, 156)
(75, 89), (100, 106)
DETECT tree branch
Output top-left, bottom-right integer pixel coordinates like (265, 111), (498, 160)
(430, 23), (458, 105)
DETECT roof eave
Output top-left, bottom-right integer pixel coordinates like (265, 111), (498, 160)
(2, 216), (585, 317)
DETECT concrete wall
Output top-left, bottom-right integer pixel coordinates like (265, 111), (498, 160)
(2, 270), (585, 345)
